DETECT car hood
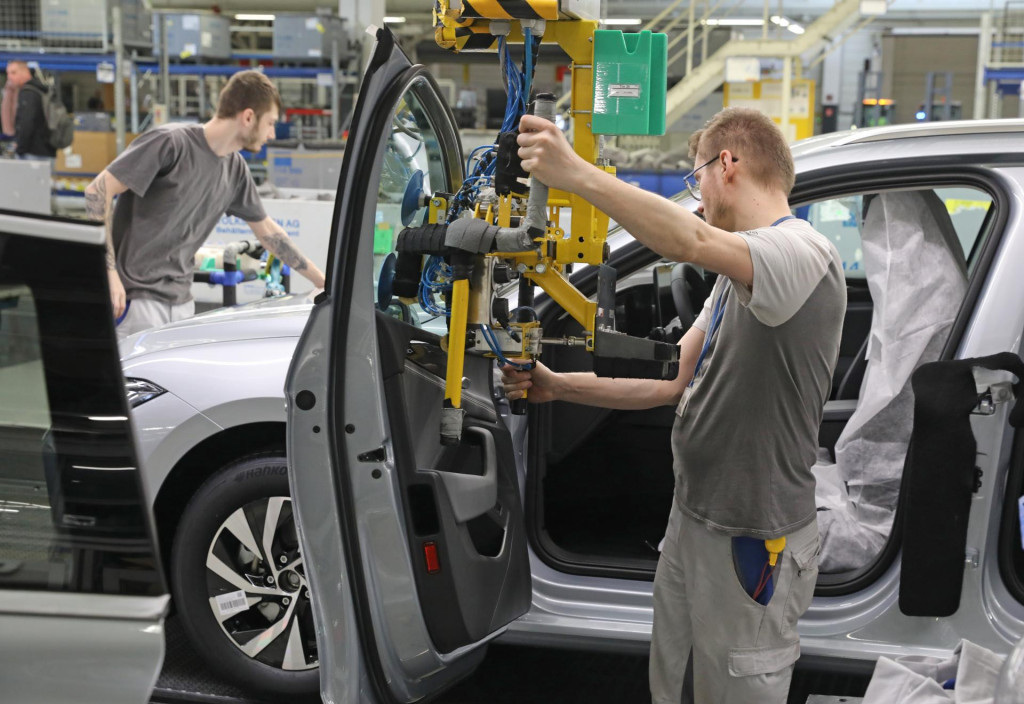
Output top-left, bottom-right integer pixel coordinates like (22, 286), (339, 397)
(119, 292), (315, 362)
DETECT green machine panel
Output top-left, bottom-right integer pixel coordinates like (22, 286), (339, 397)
(592, 30), (667, 136)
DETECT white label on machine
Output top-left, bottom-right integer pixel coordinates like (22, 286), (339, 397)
(215, 590), (249, 617)
(65, 154), (82, 168)
(182, 43), (197, 56)
(316, 72), (333, 87)
(307, 48), (322, 57)
(182, 14), (200, 30)
(306, 17), (319, 30)
(201, 31), (212, 48)
(608, 84), (641, 98)
(96, 62), (115, 84)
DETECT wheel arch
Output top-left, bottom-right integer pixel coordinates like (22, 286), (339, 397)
(153, 421), (287, 580)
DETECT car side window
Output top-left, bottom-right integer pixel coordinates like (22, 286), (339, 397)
(802, 187), (992, 281)
(0, 227), (163, 596)
(799, 196), (866, 278)
(934, 187), (993, 274)
(372, 80), (454, 335)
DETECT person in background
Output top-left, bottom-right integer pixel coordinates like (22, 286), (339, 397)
(84, 70), (326, 338)
(1, 64), (18, 141)
(2, 60), (55, 160)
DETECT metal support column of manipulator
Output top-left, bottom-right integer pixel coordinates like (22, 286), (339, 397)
(391, 3), (678, 444)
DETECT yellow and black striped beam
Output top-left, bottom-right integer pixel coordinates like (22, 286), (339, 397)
(435, 23), (501, 51)
(460, 0), (561, 20)
(434, 21), (569, 52)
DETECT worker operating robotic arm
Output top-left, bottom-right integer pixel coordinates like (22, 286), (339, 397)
(381, 0), (676, 443)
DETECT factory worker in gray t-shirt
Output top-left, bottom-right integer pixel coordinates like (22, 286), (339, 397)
(503, 107), (846, 704)
(84, 70), (326, 338)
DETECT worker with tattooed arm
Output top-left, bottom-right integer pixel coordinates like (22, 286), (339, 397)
(84, 69), (325, 337)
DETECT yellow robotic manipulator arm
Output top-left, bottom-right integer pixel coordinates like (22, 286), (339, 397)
(390, 2), (679, 444)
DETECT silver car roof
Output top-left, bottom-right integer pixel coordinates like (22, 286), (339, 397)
(606, 118), (1024, 255)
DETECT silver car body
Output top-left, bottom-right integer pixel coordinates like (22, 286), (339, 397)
(122, 297), (311, 504)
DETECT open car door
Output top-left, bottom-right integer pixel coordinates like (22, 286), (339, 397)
(0, 210), (168, 703)
(286, 27), (532, 703)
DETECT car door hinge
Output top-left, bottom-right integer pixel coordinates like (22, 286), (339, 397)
(973, 466), (984, 493)
(357, 447), (387, 463)
(965, 548), (980, 569)
(973, 381), (1014, 416)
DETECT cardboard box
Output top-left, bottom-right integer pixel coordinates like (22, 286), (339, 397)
(55, 131), (138, 175)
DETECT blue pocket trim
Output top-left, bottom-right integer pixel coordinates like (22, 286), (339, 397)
(732, 536), (775, 606)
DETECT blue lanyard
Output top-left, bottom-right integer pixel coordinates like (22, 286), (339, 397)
(689, 287), (728, 387)
(687, 215), (794, 388)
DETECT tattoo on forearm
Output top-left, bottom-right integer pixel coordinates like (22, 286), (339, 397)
(85, 175), (106, 221)
(86, 174), (118, 269)
(264, 232), (309, 272)
(105, 241), (117, 270)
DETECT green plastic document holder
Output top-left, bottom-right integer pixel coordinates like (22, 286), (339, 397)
(592, 29), (667, 136)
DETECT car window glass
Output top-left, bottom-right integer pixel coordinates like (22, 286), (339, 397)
(800, 186), (992, 281)
(372, 79), (451, 335)
(798, 196), (865, 278)
(933, 187), (993, 274)
(0, 231), (163, 596)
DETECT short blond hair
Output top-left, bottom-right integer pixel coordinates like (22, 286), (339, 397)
(688, 107), (795, 195)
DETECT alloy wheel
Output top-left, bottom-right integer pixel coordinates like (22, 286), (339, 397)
(204, 496), (318, 671)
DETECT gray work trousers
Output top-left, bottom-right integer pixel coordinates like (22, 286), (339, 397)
(116, 297), (195, 339)
(650, 500), (820, 704)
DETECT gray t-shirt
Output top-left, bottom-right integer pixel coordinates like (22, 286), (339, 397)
(672, 218), (846, 538)
(109, 123), (266, 304)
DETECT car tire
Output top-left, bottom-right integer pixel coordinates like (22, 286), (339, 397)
(170, 454), (319, 697)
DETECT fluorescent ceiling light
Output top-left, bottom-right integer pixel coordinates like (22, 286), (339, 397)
(770, 15), (804, 34)
(235, 13), (275, 21)
(602, 18), (642, 25)
(384, 16), (407, 23)
(704, 18), (765, 26)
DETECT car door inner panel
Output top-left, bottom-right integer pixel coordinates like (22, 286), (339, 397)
(900, 352), (1024, 617)
(376, 312), (531, 653)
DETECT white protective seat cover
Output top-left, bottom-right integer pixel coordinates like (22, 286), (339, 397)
(813, 190), (968, 573)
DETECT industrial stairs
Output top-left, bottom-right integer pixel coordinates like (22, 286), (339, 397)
(665, 0), (864, 127)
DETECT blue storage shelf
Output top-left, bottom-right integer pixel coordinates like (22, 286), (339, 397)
(0, 52), (332, 78)
(617, 169), (690, 199)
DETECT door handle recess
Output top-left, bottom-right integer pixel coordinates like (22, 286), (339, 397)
(437, 426), (497, 523)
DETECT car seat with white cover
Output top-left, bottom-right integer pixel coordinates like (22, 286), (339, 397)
(813, 190), (968, 572)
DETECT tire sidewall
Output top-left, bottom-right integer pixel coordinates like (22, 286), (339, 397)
(170, 454), (319, 696)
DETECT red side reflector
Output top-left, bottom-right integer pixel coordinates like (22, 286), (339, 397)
(423, 542), (441, 574)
